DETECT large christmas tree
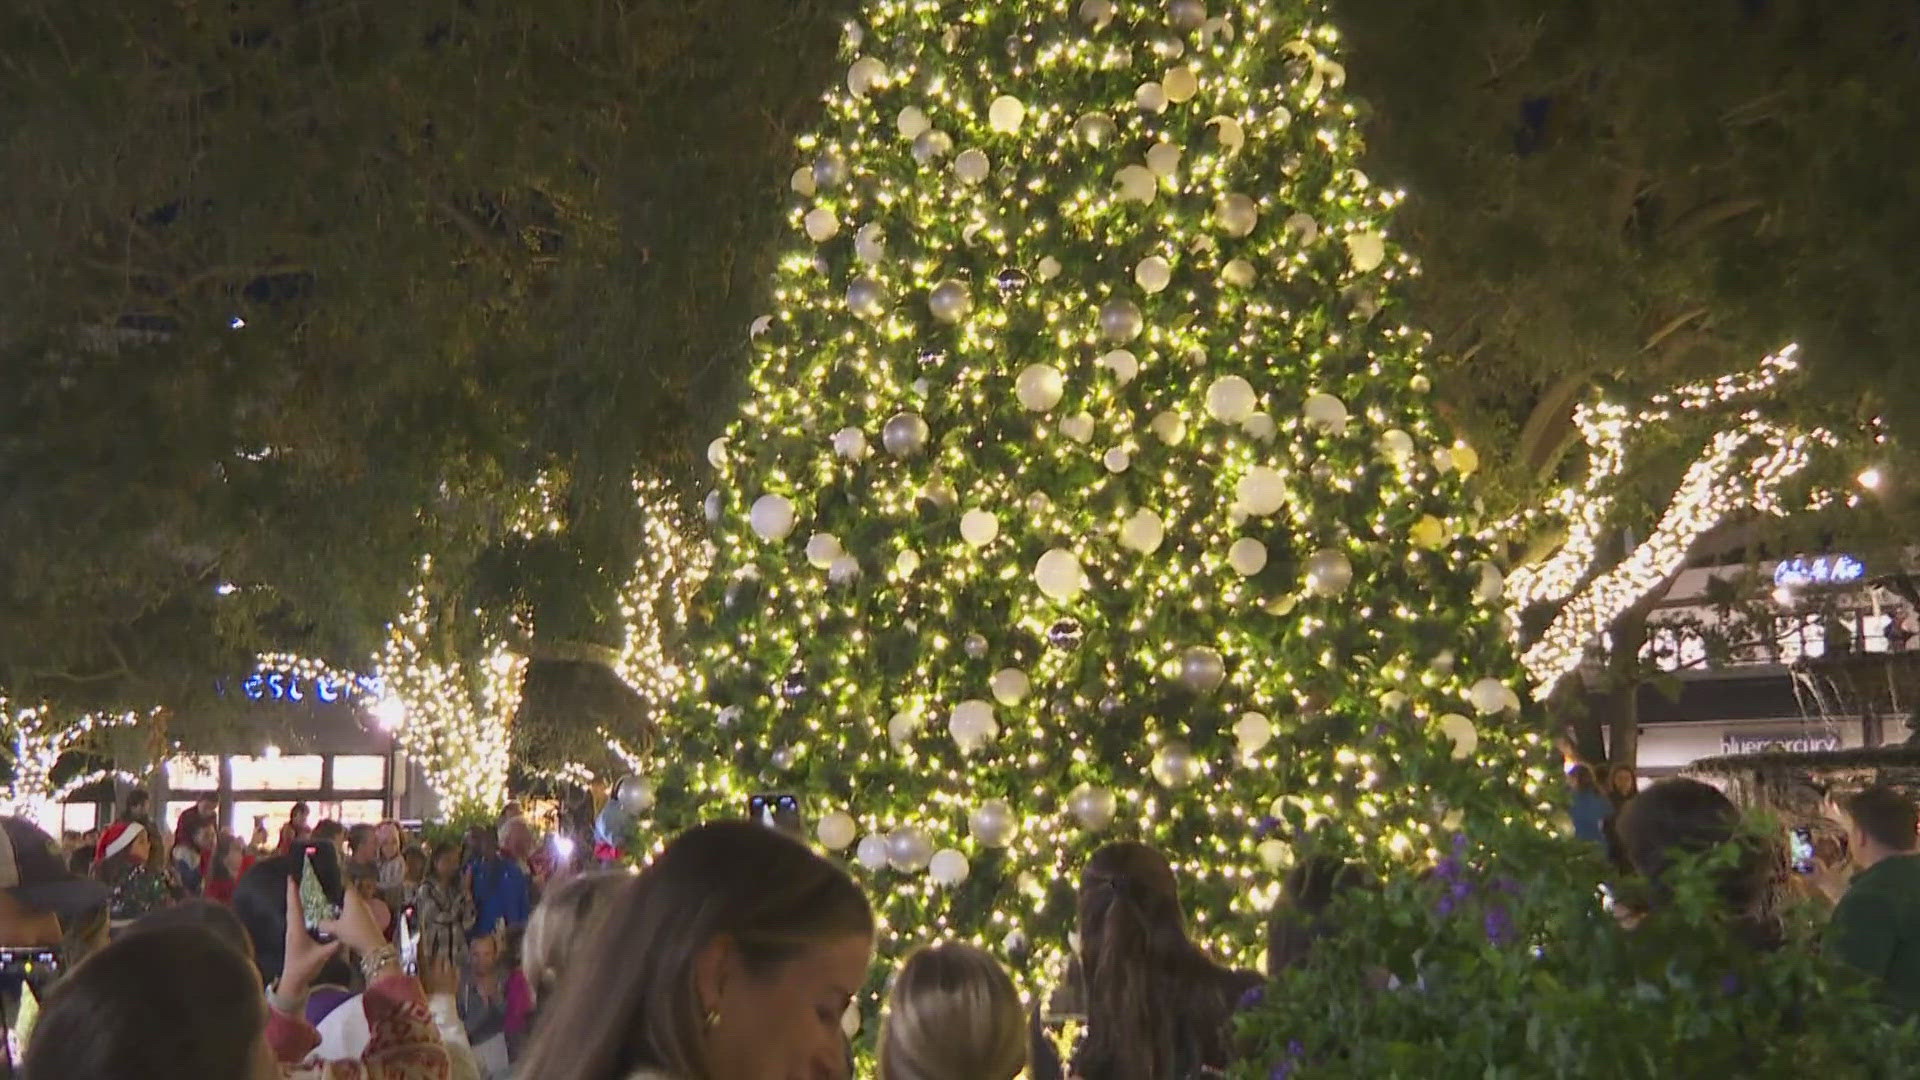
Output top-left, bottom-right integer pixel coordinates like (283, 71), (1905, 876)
(661, 0), (1550, 1024)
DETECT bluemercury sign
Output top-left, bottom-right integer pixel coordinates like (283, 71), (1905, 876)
(1719, 731), (1842, 756)
(1773, 555), (1865, 588)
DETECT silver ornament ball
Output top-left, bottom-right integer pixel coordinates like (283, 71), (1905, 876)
(1179, 645), (1227, 693)
(614, 774), (654, 814)
(882, 412), (930, 457)
(1099, 299), (1144, 342)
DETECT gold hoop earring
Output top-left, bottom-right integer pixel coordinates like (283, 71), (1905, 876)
(704, 1008), (722, 1031)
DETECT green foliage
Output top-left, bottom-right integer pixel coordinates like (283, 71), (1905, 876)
(0, 0), (844, 717)
(1237, 824), (1920, 1078)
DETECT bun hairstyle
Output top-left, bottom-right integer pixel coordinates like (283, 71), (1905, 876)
(523, 870), (627, 1005)
(1075, 842), (1258, 1080)
(1616, 777), (1782, 948)
(514, 821), (874, 1080)
(878, 943), (1025, 1080)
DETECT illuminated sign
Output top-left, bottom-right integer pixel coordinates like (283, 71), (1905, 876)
(1773, 555), (1865, 588)
(221, 671), (379, 705)
(1720, 732), (1841, 756)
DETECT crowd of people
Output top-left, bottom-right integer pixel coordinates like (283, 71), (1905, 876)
(0, 770), (1916, 1078)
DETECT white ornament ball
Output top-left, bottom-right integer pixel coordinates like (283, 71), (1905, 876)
(929, 848), (971, 886)
(1170, 0), (1208, 29)
(1303, 392), (1349, 434)
(1116, 165), (1159, 205)
(1345, 231), (1387, 272)
(882, 412), (930, 457)
(895, 549), (921, 578)
(703, 490), (722, 523)
(1207, 115), (1245, 153)
(1381, 690), (1409, 712)
(1410, 374), (1432, 395)
(1437, 713), (1479, 759)
(959, 509), (1000, 548)
(1136, 81), (1169, 113)
(1073, 112), (1118, 145)
(988, 95), (1026, 133)
(929, 279), (972, 323)
(1258, 838), (1292, 871)
(1163, 66), (1199, 102)
(832, 427), (869, 461)
(1100, 299), (1144, 342)
(1240, 414), (1276, 443)
(856, 834), (891, 872)
(1469, 677), (1513, 716)
(1378, 428), (1415, 462)
(1305, 548), (1354, 596)
(912, 128), (953, 164)
(1179, 645), (1227, 693)
(817, 811), (858, 851)
(1474, 562), (1505, 603)
(1150, 411), (1187, 445)
(1059, 412), (1096, 444)
(1068, 785), (1117, 831)
(887, 710), (921, 747)
(1206, 375), (1257, 423)
(1151, 740), (1199, 788)
(1034, 548), (1086, 602)
(949, 699), (1000, 754)
(954, 148), (991, 184)
(886, 827), (934, 872)
(855, 223), (887, 264)
(1037, 256), (1063, 281)
(1228, 537), (1268, 576)
(1098, 349), (1140, 385)
(1216, 193), (1259, 236)
(1221, 258), (1257, 287)
(1234, 712), (1274, 755)
(804, 207), (840, 243)
(896, 106), (931, 139)
(847, 276), (889, 319)
(841, 1002), (862, 1040)
(1118, 508), (1165, 555)
(969, 799), (1016, 847)
(805, 532), (843, 569)
(749, 495), (797, 541)
(828, 554), (862, 586)
(1015, 364), (1066, 412)
(1103, 447), (1131, 473)
(1080, 0), (1117, 27)
(1235, 466), (1287, 517)
(1146, 141), (1183, 178)
(847, 56), (888, 96)
(1135, 255), (1173, 294)
(990, 668), (1031, 706)
(706, 437), (729, 468)
(791, 166), (816, 196)
(615, 774), (655, 813)
(1452, 444), (1481, 476)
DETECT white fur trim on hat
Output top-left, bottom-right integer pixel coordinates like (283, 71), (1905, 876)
(102, 820), (145, 861)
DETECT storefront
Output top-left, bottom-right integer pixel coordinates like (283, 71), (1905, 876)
(1637, 716), (1868, 777)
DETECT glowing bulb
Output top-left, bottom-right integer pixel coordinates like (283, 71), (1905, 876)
(1858, 466), (1884, 490)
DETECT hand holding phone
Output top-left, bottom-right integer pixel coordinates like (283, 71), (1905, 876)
(1790, 827), (1817, 874)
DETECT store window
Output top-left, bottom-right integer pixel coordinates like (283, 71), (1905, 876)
(332, 756), (387, 791)
(167, 755), (219, 790)
(57, 803), (98, 835)
(231, 755), (324, 791)
(234, 800), (306, 840)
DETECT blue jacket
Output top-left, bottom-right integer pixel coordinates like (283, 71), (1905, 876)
(468, 855), (532, 939)
(1571, 789), (1612, 844)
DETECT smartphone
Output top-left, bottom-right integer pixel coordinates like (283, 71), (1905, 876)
(749, 794), (803, 838)
(0, 947), (62, 1074)
(1790, 827), (1816, 874)
(398, 904), (419, 975)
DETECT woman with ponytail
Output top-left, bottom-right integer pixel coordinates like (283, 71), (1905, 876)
(1072, 842), (1260, 1079)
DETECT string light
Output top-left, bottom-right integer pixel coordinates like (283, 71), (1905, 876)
(0, 696), (147, 825)
(654, 0), (1543, 1029)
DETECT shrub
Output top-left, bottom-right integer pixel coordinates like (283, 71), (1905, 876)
(1235, 823), (1920, 1078)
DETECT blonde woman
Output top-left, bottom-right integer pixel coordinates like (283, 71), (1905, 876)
(522, 871), (627, 1009)
(878, 943), (1026, 1080)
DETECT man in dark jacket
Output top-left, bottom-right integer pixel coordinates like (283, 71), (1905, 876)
(1825, 785), (1920, 1013)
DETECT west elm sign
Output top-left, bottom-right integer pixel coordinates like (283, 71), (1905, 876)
(1719, 731), (1842, 756)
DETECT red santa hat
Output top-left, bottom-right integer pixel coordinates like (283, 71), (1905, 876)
(96, 820), (146, 863)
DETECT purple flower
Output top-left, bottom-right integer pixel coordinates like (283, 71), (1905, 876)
(1450, 879), (1473, 900)
(1434, 856), (1465, 882)
(1451, 832), (1471, 855)
(1490, 876), (1521, 896)
(1435, 894), (1456, 917)
(1269, 1040), (1307, 1079)
(1239, 984), (1266, 1009)
(1484, 905), (1515, 946)
(1254, 815), (1281, 838)
(1720, 973), (1742, 996)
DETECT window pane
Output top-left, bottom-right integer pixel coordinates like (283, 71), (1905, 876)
(167, 755), (219, 790)
(336, 799), (387, 826)
(234, 801), (304, 846)
(229, 755), (323, 791)
(59, 803), (98, 834)
(331, 756), (387, 792)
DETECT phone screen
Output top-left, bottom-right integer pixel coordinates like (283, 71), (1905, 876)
(398, 904), (419, 975)
(1790, 827), (1816, 874)
(0, 947), (62, 1075)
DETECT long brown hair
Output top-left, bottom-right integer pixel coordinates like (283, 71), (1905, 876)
(878, 943), (1025, 1080)
(514, 821), (874, 1080)
(1074, 842), (1256, 1080)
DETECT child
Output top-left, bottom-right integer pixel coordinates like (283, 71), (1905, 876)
(461, 929), (516, 1079)
(413, 839), (475, 973)
(203, 834), (249, 904)
(92, 820), (183, 924)
(878, 942), (1026, 1080)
